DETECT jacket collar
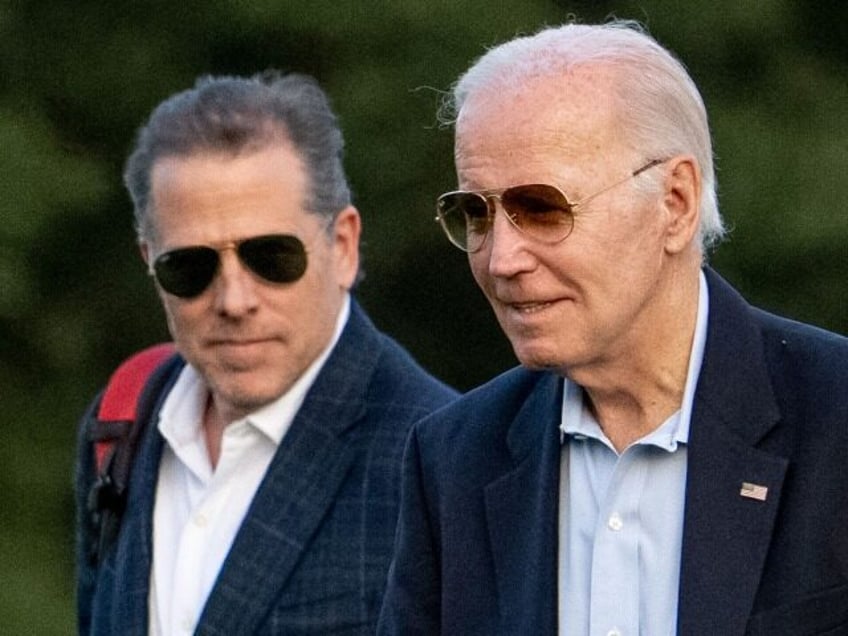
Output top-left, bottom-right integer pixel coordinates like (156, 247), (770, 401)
(196, 300), (380, 633)
(677, 268), (786, 635)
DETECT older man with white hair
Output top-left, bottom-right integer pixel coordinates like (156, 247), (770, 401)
(379, 20), (848, 636)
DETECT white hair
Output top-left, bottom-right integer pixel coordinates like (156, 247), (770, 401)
(441, 20), (725, 252)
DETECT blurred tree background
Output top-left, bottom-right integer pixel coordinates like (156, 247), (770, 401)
(0, 0), (845, 632)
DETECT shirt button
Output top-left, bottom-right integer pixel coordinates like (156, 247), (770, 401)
(607, 629), (622, 636)
(194, 513), (208, 527)
(607, 513), (623, 531)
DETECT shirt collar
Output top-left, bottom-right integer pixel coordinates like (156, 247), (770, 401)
(245, 294), (350, 445)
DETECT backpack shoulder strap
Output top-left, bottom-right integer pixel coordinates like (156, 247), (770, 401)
(85, 342), (177, 562)
(93, 342), (177, 473)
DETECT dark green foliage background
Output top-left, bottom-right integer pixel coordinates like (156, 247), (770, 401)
(0, 1), (845, 631)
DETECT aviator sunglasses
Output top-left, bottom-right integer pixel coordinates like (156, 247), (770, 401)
(150, 234), (308, 298)
(436, 159), (666, 253)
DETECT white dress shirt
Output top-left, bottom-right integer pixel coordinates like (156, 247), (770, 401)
(558, 272), (709, 636)
(148, 296), (350, 636)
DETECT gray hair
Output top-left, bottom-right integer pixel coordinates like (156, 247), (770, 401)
(124, 71), (351, 240)
(441, 20), (725, 252)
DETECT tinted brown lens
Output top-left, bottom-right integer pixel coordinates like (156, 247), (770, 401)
(501, 185), (572, 233)
(438, 192), (487, 250)
(441, 192), (491, 249)
(458, 193), (490, 235)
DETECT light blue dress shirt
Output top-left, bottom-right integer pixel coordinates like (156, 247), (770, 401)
(558, 271), (709, 636)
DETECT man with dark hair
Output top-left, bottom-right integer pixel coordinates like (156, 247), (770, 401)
(379, 21), (848, 635)
(75, 72), (456, 635)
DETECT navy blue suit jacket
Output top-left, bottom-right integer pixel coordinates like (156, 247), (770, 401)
(378, 269), (848, 635)
(76, 301), (458, 635)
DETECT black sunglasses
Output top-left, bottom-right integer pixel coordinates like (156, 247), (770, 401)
(150, 234), (308, 298)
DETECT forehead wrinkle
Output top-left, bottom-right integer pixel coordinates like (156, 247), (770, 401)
(454, 102), (640, 196)
(455, 112), (608, 192)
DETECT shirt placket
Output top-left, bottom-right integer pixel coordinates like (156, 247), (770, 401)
(589, 450), (647, 636)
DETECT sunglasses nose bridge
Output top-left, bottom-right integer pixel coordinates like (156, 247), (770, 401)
(219, 242), (258, 281)
(217, 241), (239, 257)
(210, 247), (262, 313)
(204, 241), (259, 292)
(488, 192), (525, 237)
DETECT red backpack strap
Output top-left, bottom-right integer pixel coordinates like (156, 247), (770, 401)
(85, 342), (177, 564)
(94, 342), (176, 472)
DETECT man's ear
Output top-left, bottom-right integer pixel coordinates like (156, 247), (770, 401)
(662, 155), (701, 254)
(331, 205), (362, 289)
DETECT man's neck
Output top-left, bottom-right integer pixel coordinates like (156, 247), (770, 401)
(573, 267), (701, 453)
(202, 397), (228, 469)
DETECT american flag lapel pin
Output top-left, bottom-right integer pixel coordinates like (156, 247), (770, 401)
(740, 482), (769, 501)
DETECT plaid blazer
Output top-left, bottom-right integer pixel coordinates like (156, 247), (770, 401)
(76, 300), (458, 635)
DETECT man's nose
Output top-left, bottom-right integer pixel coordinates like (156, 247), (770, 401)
(483, 203), (535, 278)
(212, 250), (260, 317)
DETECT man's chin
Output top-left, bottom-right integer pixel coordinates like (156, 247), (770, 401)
(210, 382), (282, 420)
(511, 340), (561, 370)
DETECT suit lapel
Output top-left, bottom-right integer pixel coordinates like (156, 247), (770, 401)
(485, 373), (562, 636)
(678, 270), (787, 635)
(108, 397), (170, 634)
(196, 303), (378, 635)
